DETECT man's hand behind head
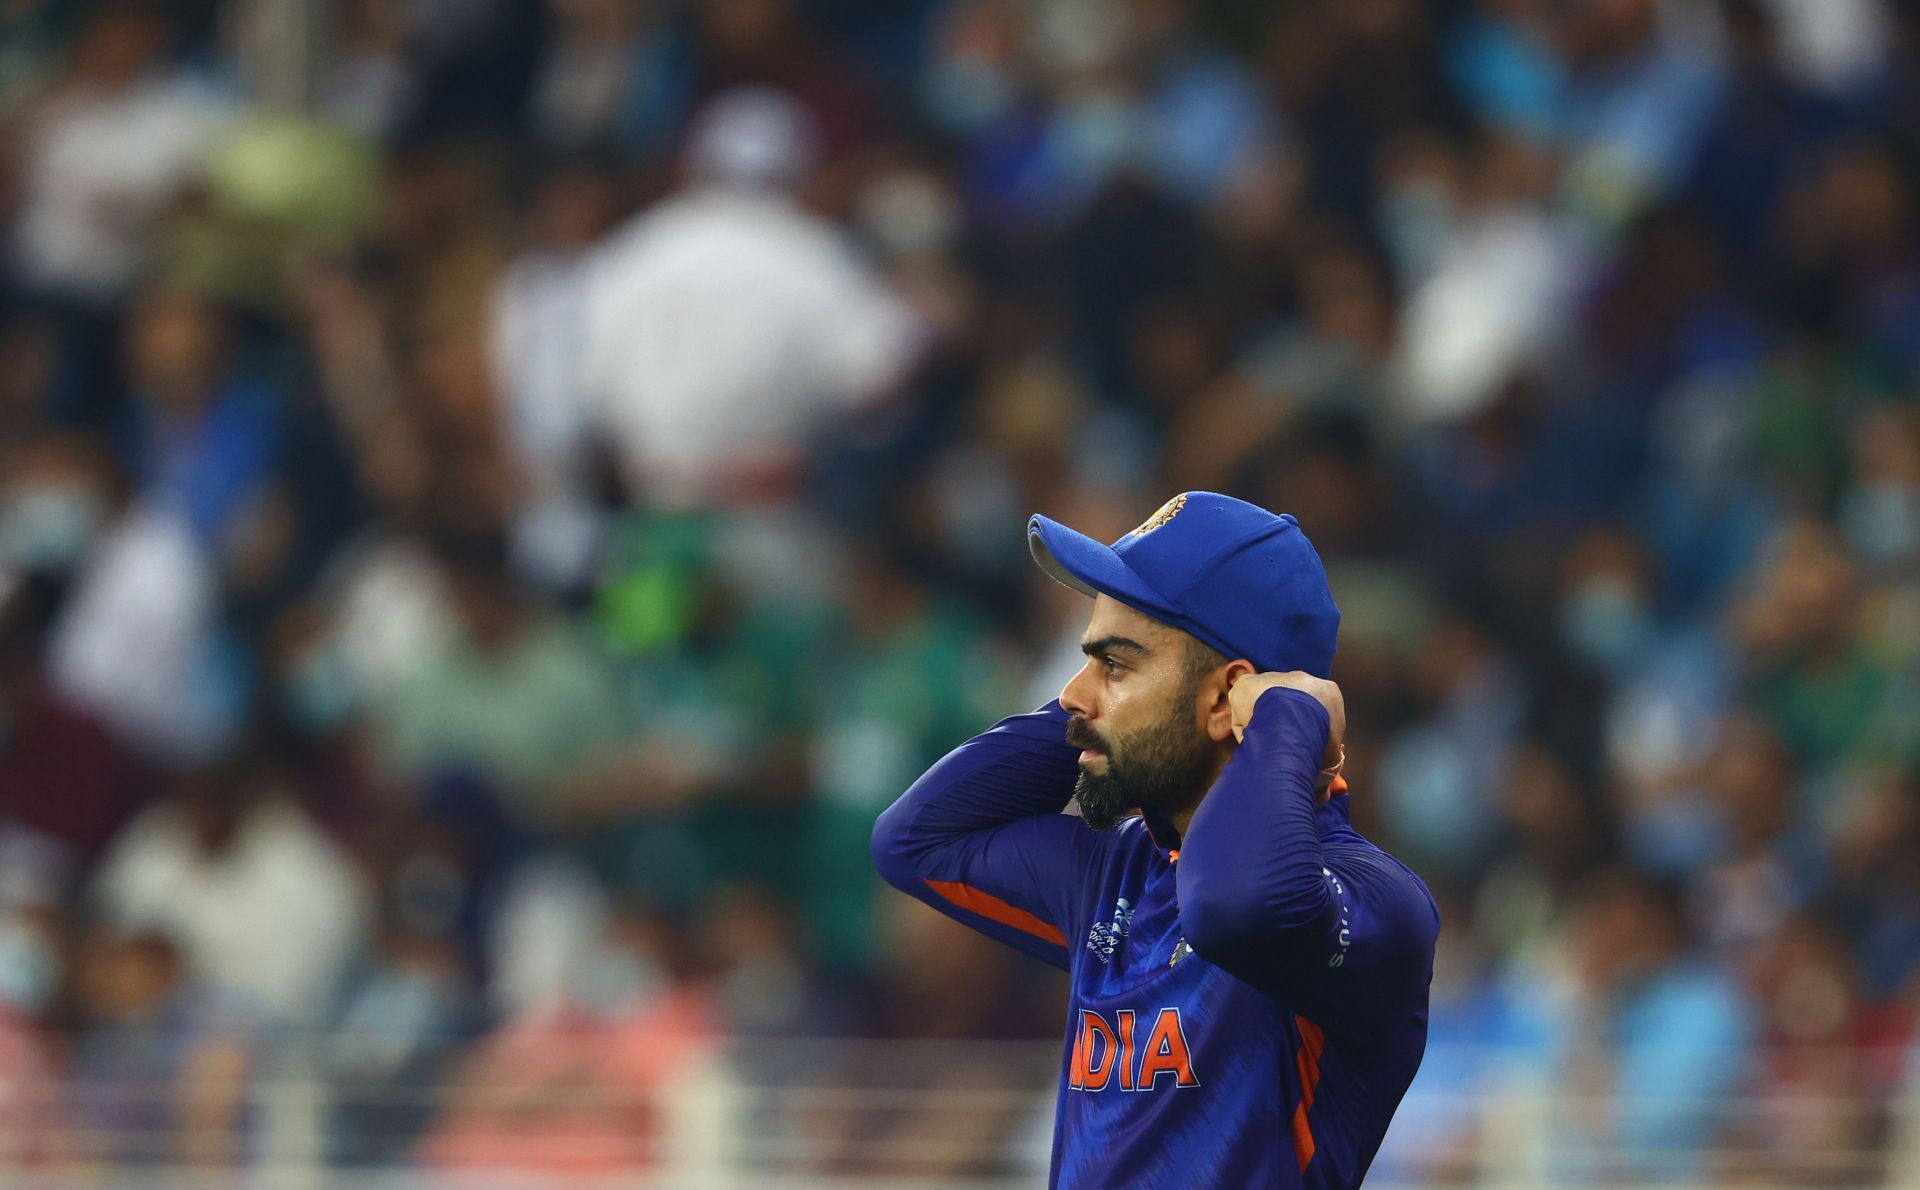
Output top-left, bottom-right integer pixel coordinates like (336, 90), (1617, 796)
(1228, 671), (1345, 799)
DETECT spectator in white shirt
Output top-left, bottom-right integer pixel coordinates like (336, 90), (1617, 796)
(577, 86), (924, 510)
(92, 746), (371, 1028)
(11, 1), (231, 305)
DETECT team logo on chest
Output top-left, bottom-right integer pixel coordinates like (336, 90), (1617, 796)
(1068, 1006), (1202, 1091)
(1086, 898), (1133, 965)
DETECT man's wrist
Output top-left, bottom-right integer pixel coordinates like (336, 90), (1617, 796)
(1319, 745), (1346, 784)
(1251, 685), (1330, 734)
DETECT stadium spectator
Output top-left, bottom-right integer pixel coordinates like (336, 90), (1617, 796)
(1544, 867), (1757, 1183)
(91, 747), (371, 1027)
(65, 925), (256, 1169)
(372, 529), (626, 816)
(576, 86), (924, 509)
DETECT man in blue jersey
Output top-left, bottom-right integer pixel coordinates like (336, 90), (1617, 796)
(872, 491), (1439, 1189)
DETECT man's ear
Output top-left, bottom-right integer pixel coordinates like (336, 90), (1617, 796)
(1204, 658), (1259, 742)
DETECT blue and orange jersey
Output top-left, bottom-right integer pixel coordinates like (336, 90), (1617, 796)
(873, 687), (1439, 1189)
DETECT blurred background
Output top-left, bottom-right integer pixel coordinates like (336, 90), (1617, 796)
(0, 0), (1917, 1185)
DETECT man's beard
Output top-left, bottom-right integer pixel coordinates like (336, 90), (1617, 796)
(1065, 698), (1218, 831)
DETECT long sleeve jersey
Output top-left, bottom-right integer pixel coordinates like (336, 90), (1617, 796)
(872, 687), (1439, 1189)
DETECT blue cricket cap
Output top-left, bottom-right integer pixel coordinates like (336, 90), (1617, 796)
(1028, 492), (1340, 677)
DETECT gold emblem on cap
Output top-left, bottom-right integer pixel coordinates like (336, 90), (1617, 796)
(1129, 493), (1188, 537)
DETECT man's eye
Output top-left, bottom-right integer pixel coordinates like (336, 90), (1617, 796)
(1102, 656), (1125, 676)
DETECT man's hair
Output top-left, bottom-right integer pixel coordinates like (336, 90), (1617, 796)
(1182, 637), (1229, 687)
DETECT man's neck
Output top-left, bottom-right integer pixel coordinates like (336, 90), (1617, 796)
(1171, 806), (1196, 838)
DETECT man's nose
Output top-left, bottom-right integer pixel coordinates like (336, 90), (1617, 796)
(1059, 660), (1098, 719)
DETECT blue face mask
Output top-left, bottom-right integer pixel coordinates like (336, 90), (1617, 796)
(1560, 576), (1654, 672)
(282, 643), (361, 734)
(1379, 180), (1456, 280)
(1624, 793), (1727, 877)
(0, 483), (106, 575)
(579, 946), (665, 1016)
(1055, 93), (1134, 176)
(0, 916), (59, 1015)
(920, 56), (1017, 135)
(1841, 481), (1920, 565)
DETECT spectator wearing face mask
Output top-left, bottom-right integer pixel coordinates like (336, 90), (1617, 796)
(1541, 867), (1757, 1184)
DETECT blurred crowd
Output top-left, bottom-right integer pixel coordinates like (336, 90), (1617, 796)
(0, 0), (1918, 1181)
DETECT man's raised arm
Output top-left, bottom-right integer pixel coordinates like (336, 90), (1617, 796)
(1176, 686), (1439, 1040)
(871, 702), (1104, 970)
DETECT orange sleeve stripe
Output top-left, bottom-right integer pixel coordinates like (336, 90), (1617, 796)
(923, 880), (1067, 948)
(1291, 1015), (1327, 1172)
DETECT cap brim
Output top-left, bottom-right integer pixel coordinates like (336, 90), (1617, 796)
(1028, 515), (1169, 614)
